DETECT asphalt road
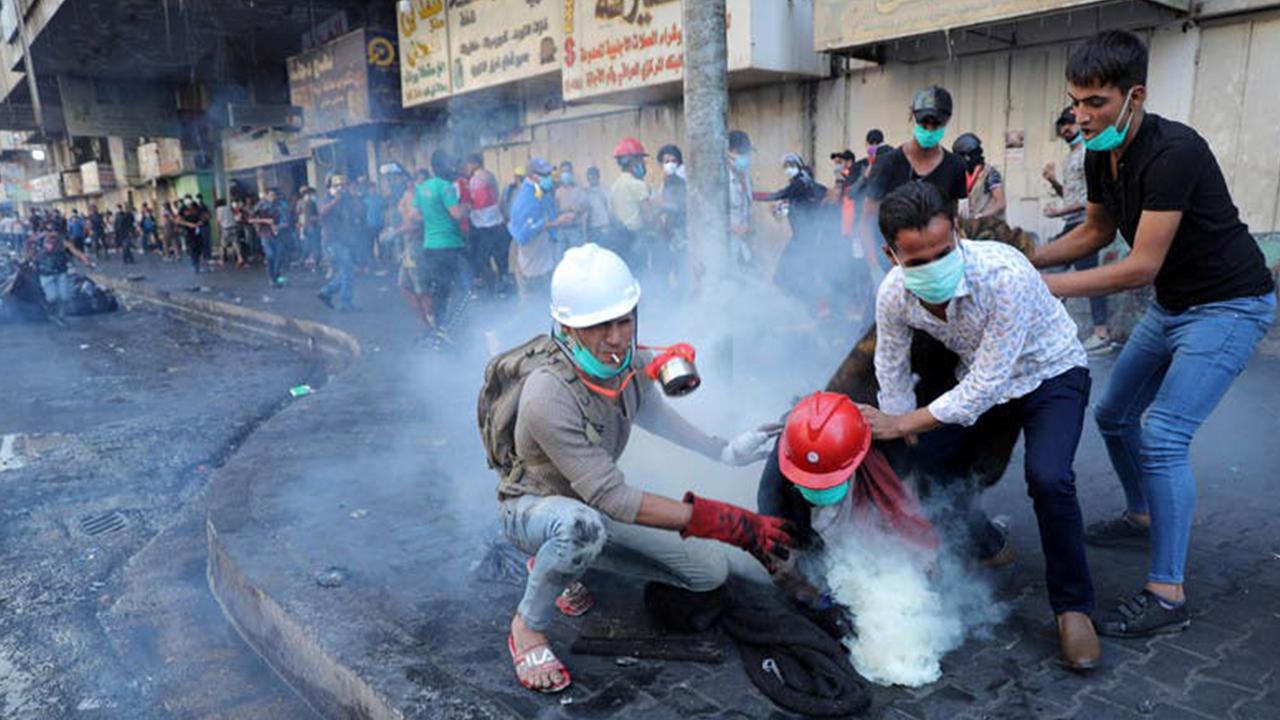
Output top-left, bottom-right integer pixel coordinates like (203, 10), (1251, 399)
(0, 308), (318, 719)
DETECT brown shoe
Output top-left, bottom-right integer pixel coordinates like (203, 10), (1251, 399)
(1057, 611), (1101, 671)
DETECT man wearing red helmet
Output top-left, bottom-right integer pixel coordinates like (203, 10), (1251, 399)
(855, 180), (1098, 671)
(608, 137), (654, 263)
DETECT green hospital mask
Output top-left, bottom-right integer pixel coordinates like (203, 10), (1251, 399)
(555, 328), (633, 380)
(797, 482), (850, 507)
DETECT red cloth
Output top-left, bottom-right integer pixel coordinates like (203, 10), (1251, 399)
(851, 448), (940, 550)
(453, 177), (472, 234)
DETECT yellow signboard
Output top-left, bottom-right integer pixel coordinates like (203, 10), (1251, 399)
(448, 0), (562, 94)
(814, 0), (1102, 51)
(398, 0), (452, 107)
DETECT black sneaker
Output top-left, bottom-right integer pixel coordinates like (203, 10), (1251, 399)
(316, 292), (334, 309)
(1096, 589), (1190, 638)
(1085, 514), (1150, 547)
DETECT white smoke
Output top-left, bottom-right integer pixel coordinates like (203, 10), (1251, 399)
(822, 521), (1006, 687)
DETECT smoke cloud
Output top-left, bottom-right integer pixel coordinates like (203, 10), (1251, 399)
(822, 508), (1007, 687)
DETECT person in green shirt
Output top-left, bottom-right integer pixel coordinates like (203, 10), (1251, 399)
(414, 149), (471, 344)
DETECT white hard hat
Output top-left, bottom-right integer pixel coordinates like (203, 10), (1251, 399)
(550, 243), (641, 328)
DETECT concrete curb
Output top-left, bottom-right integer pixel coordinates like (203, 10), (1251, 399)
(88, 272), (362, 363)
(207, 520), (404, 720)
(90, 271), (397, 719)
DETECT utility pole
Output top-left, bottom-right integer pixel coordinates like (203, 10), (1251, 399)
(682, 0), (729, 284)
(682, 0), (734, 381)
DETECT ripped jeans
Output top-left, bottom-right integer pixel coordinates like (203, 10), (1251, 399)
(500, 494), (729, 632)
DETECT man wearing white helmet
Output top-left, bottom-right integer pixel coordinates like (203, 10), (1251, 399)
(492, 243), (793, 694)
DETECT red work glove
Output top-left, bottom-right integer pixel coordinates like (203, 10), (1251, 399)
(680, 492), (796, 571)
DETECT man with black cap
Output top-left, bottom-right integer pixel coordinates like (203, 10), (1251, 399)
(861, 86), (967, 274)
(727, 129), (756, 264)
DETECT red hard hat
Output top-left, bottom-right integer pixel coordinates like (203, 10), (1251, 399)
(613, 137), (647, 158)
(778, 392), (871, 490)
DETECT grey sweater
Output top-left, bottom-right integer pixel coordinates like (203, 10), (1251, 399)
(507, 360), (725, 523)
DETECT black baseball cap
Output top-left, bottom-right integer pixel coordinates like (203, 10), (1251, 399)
(911, 85), (953, 123)
(1056, 106), (1077, 127)
(830, 149), (856, 161)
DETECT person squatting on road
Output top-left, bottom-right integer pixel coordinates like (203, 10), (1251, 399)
(480, 243), (795, 694)
(1033, 30), (1276, 638)
(856, 181), (1101, 670)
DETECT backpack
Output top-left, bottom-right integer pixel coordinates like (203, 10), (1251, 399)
(477, 334), (590, 483)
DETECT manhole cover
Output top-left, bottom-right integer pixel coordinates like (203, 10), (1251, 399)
(80, 511), (127, 537)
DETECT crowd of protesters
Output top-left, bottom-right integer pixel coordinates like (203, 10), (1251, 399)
(7, 92), (1121, 354)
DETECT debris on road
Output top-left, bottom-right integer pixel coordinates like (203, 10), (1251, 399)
(315, 567), (347, 588)
(349, 509), (368, 519)
(289, 385), (314, 398)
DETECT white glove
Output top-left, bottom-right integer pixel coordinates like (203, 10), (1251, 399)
(720, 423), (784, 466)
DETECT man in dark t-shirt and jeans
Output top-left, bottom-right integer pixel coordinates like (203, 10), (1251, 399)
(1035, 31), (1275, 639)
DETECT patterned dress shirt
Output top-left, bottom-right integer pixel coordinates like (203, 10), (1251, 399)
(875, 239), (1087, 427)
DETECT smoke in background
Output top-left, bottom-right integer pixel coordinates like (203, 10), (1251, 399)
(822, 515), (1007, 687)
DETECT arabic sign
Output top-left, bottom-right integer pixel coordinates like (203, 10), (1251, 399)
(288, 29), (402, 136)
(158, 138), (184, 177)
(813, 0), (1101, 50)
(562, 0), (750, 101)
(399, 0), (452, 107)
(448, 0), (561, 94)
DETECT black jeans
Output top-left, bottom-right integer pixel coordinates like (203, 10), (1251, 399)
(470, 224), (510, 294)
(922, 367), (1094, 613)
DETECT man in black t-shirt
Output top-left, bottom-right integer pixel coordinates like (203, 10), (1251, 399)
(862, 85), (968, 283)
(1034, 31), (1275, 640)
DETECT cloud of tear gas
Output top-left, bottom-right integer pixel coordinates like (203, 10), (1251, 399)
(820, 501), (1007, 687)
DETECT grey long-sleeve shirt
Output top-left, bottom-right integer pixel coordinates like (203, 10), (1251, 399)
(507, 359), (725, 523)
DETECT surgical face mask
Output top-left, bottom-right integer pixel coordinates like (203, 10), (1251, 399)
(539, 176), (555, 191)
(913, 123), (946, 149)
(797, 482), (849, 507)
(896, 240), (966, 305)
(663, 161), (678, 176)
(556, 328), (633, 380)
(785, 165), (800, 178)
(733, 154), (751, 172)
(866, 145), (879, 159)
(1084, 87), (1138, 152)
(560, 171), (573, 185)
(630, 162), (647, 179)
(1070, 132), (1084, 146)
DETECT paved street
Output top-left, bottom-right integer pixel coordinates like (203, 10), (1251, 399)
(29, 255), (1272, 720)
(0, 303), (317, 718)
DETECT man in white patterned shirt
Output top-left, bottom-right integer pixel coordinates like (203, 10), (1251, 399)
(858, 181), (1099, 671)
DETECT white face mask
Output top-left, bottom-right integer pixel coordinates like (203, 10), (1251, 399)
(662, 161), (678, 176)
(785, 166), (800, 178)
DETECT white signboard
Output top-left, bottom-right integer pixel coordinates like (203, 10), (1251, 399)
(563, 0), (751, 101)
(398, 0), (452, 107)
(31, 174), (63, 202)
(138, 142), (161, 180)
(80, 161), (116, 195)
(448, 0), (561, 94)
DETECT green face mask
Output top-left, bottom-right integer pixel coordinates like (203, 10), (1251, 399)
(555, 329), (633, 380)
(913, 123), (946, 149)
(797, 482), (850, 507)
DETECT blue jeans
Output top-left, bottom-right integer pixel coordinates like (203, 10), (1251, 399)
(261, 236), (284, 282)
(320, 244), (355, 308)
(500, 494), (728, 632)
(1094, 294), (1276, 584)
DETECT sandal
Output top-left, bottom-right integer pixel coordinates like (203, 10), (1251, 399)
(508, 634), (571, 693)
(526, 557), (595, 617)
